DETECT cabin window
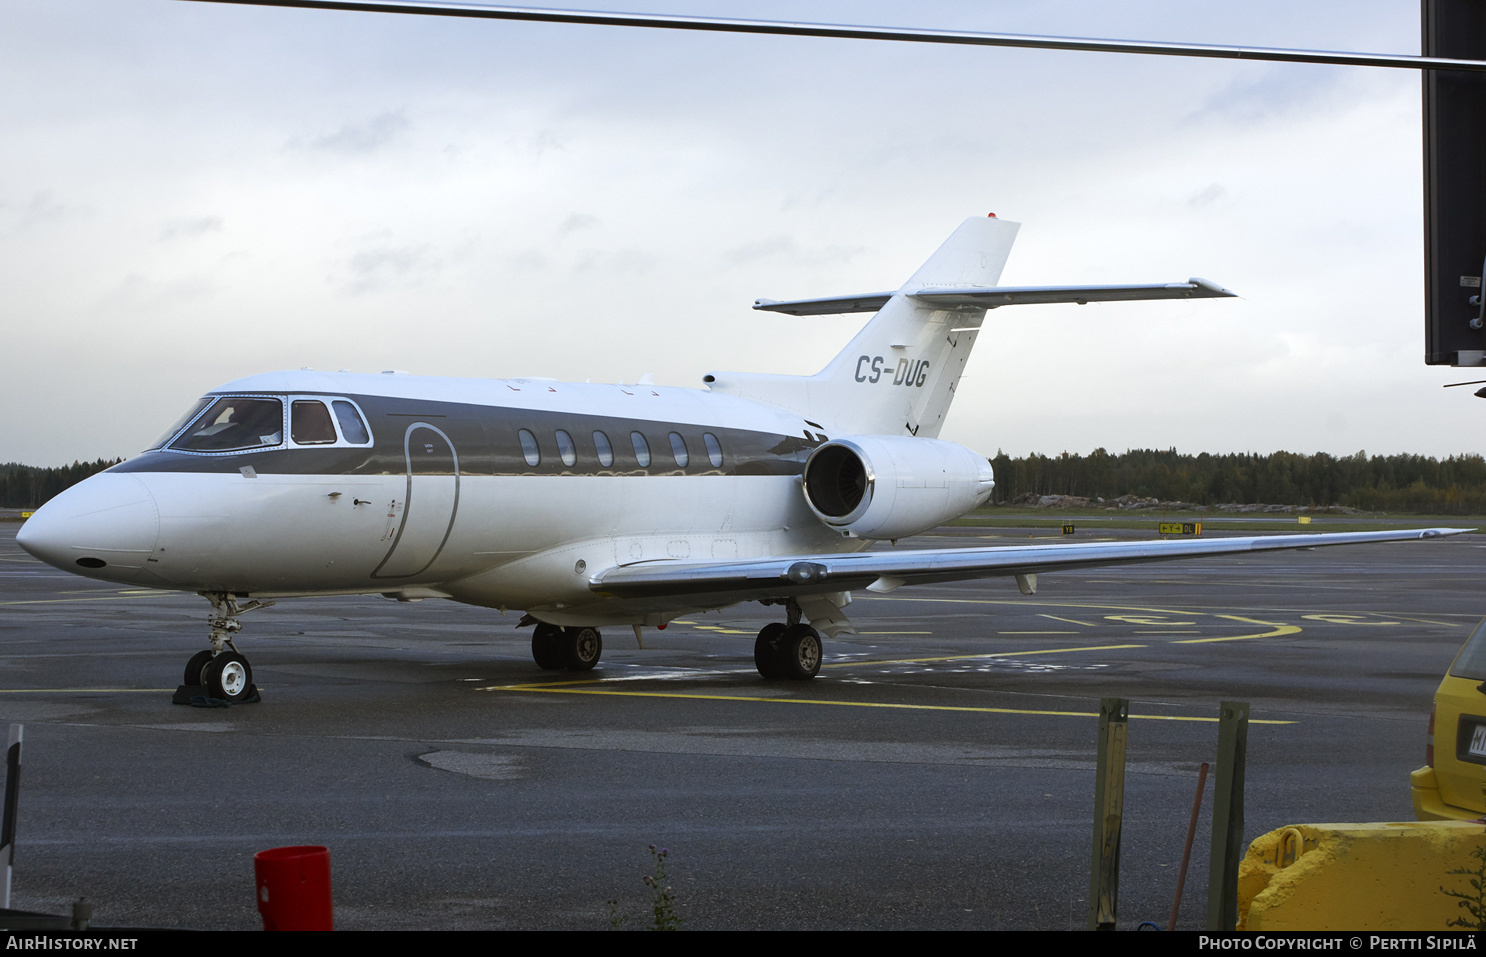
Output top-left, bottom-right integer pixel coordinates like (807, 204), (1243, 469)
(332, 400), (371, 444)
(149, 396), (213, 450)
(519, 429), (541, 467)
(555, 429), (577, 467)
(704, 432), (724, 468)
(171, 397), (284, 452)
(669, 432), (689, 468)
(593, 431), (614, 467)
(630, 431), (651, 467)
(291, 400), (337, 445)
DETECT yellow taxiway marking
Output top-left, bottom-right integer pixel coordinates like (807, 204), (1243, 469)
(1174, 616), (1301, 644)
(1039, 614), (1098, 627)
(484, 678), (1291, 724)
(1301, 613), (1400, 626)
(862, 596), (1302, 645)
(821, 643), (1146, 668)
(996, 630), (1077, 635)
(1387, 614), (1465, 627)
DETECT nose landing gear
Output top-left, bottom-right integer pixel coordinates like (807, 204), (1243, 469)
(174, 593), (270, 705)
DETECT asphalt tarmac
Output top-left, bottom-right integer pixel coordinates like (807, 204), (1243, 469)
(0, 522), (1480, 930)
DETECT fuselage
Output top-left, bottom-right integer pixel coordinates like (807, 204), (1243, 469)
(17, 369), (864, 625)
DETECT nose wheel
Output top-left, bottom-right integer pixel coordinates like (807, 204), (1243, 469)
(175, 594), (268, 705)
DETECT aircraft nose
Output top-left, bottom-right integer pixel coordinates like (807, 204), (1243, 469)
(16, 473), (161, 580)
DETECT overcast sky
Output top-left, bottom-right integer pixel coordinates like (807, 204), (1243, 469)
(2, 0), (1471, 465)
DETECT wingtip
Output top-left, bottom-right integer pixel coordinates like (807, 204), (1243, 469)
(1188, 277), (1238, 298)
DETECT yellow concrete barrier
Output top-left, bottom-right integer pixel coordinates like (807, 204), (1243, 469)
(1238, 821), (1486, 930)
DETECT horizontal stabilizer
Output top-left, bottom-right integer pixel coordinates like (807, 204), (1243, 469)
(753, 292), (895, 316)
(753, 278), (1236, 315)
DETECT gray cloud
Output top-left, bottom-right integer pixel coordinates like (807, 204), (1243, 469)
(557, 213), (599, 236)
(1188, 184), (1226, 208)
(299, 111), (410, 155)
(159, 216), (223, 241)
(344, 243), (436, 295)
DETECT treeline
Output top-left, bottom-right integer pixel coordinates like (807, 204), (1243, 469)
(989, 449), (1486, 514)
(0, 460), (122, 509)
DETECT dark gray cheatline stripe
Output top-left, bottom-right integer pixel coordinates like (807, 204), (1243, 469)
(111, 393), (823, 479)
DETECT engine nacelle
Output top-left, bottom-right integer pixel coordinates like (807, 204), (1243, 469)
(801, 435), (995, 541)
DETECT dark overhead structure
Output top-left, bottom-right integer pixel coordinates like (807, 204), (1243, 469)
(1424, 0), (1486, 366)
(193, 1), (1486, 367)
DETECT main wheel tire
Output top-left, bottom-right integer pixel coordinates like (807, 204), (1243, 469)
(754, 622), (786, 679)
(532, 623), (565, 670)
(183, 650), (215, 686)
(202, 651), (253, 702)
(563, 627), (602, 671)
(777, 624), (822, 681)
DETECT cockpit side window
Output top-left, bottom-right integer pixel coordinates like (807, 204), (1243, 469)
(171, 397), (284, 452)
(291, 400), (338, 445)
(332, 400), (371, 445)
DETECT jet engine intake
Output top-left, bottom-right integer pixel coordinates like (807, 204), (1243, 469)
(801, 436), (994, 541)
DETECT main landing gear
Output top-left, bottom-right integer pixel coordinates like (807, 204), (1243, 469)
(176, 593), (269, 705)
(754, 621), (822, 681)
(531, 623), (603, 672)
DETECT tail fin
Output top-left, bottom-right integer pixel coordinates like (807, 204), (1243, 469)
(707, 215), (1019, 437)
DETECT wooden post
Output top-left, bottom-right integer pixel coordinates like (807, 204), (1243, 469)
(1206, 701), (1249, 931)
(1089, 697), (1128, 930)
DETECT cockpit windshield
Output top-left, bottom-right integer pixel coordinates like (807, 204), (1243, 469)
(170, 397), (285, 452)
(148, 396), (213, 450)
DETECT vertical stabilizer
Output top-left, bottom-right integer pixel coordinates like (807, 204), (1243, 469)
(708, 215), (1018, 437)
(818, 215), (1018, 436)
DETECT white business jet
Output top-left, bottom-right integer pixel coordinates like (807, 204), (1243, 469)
(15, 215), (1462, 701)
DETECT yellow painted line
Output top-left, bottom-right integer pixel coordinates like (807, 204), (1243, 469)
(996, 630), (1077, 635)
(821, 643), (1147, 668)
(863, 598), (1304, 645)
(483, 681), (1291, 723)
(1039, 614), (1098, 627)
(1387, 615), (1465, 627)
(1301, 614), (1400, 626)
(1174, 616), (1301, 644)
(0, 688), (175, 694)
(1134, 630), (1202, 635)
(860, 596), (1215, 615)
(859, 631), (933, 635)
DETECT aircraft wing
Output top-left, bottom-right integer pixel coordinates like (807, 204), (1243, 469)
(752, 278), (1235, 316)
(588, 528), (1466, 605)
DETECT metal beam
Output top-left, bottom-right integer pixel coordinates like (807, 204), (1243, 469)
(183, 0), (1486, 73)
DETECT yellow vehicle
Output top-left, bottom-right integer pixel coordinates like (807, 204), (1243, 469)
(1412, 617), (1486, 820)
